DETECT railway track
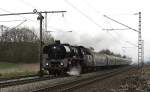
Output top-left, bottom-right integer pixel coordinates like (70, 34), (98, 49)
(0, 74), (38, 81)
(31, 66), (133, 92)
(0, 74), (57, 88)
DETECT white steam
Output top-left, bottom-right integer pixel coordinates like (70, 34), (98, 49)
(67, 66), (81, 76)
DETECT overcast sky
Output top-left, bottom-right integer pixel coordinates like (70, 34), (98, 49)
(0, 0), (149, 63)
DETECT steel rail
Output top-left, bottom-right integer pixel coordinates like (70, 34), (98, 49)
(0, 74), (38, 81)
(31, 66), (133, 92)
(61, 67), (133, 92)
(0, 75), (56, 88)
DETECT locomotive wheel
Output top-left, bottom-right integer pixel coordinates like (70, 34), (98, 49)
(48, 70), (52, 75)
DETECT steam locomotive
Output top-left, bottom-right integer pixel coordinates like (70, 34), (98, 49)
(42, 40), (131, 75)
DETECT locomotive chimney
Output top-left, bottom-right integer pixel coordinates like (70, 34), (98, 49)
(55, 40), (60, 44)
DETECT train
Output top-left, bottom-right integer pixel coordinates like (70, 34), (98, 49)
(42, 40), (132, 75)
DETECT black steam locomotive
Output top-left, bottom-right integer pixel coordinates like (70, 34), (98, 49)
(42, 40), (131, 75)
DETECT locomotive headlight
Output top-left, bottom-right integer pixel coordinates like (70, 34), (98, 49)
(46, 63), (49, 66)
(60, 62), (64, 66)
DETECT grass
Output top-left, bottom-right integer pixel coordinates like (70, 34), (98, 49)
(0, 62), (18, 69)
(0, 62), (39, 77)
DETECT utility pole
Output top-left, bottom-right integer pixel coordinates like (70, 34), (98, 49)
(141, 40), (144, 74)
(37, 13), (44, 76)
(138, 12), (142, 69)
(45, 12), (47, 32)
(103, 12), (143, 70)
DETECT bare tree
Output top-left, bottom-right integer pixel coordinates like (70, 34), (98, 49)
(0, 27), (38, 42)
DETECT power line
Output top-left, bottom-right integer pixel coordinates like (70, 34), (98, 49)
(102, 20), (130, 45)
(0, 8), (38, 24)
(0, 20), (26, 22)
(103, 28), (129, 31)
(64, 0), (102, 28)
(0, 8), (11, 13)
(18, 0), (39, 10)
(8, 20), (27, 31)
(103, 15), (138, 32)
(102, 19), (138, 55)
(82, 0), (101, 14)
(0, 8), (64, 32)
(7, 0), (61, 33)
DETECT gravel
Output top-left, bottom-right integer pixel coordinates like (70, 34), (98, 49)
(0, 70), (109, 92)
(0, 76), (74, 92)
(71, 67), (150, 92)
(72, 67), (138, 92)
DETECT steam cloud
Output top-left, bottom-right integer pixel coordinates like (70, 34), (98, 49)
(67, 66), (81, 76)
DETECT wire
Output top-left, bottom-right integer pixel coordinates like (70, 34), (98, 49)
(17, 0), (38, 10)
(102, 19), (124, 44)
(0, 8), (67, 33)
(105, 13), (136, 16)
(64, 0), (102, 28)
(0, 20), (27, 22)
(125, 41), (138, 47)
(14, 20), (27, 28)
(102, 15), (138, 48)
(8, 20), (27, 31)
(64, 1), (127, 52)
(0, 7), (38, 23)
(82, 0), (101, 14)
(0, 8), (11, 13)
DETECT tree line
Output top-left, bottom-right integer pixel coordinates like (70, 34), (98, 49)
(98, 49), (127, 58)
(0, 26), (54, 63)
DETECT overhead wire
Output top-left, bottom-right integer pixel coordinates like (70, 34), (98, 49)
(17, 0), (67, 33)
(64, 0), (102, 28)
(81, 0), (127, 46)
(0, 7), (59, 33)
(102, 14), (138, 48)
(17, 0), (38, 10)
(0, 7), (38, 24)
(9, 20), (27, 31)
(64, 0), (131, 54)
(102, 16), (138, 55)
(80, 0), (138, 47)
(82, 0), (101, 14)
(102, 19), (123, 44)
(0, 20), (27, 22)
(65, 0), (127, 54)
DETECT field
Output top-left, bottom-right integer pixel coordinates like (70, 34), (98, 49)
(0, 62), (39, 77)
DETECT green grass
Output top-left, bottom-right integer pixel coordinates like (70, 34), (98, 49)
(0, 62), (38, 77)
(0, 62), (18, 69)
